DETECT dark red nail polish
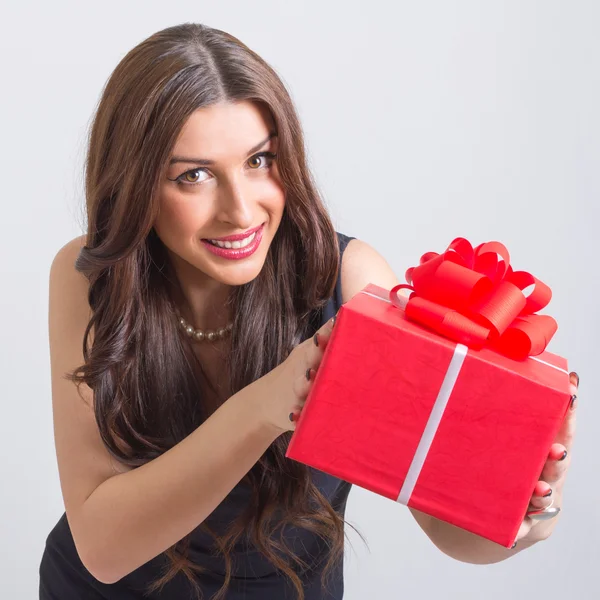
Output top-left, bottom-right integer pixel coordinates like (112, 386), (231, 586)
(289, 412), (295, 422)
(543, 489), (552, 498)
(306, 368), (312, 381)
(572, 372), (580, 387)
(511, 542), (517, 549)
(313, 332), (319, 347)
(570, 394), (577, 409)
(559, 450), (567, 461)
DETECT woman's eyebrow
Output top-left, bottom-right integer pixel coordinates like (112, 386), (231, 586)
(169, 132), (277, 166)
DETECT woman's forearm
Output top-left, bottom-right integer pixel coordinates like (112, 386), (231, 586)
(425, 484), (565, 563)
(75, 381), (279, 584)
(424, 516), (540, 564)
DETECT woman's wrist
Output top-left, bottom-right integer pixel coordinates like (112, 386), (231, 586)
(228, 376), (284, 442)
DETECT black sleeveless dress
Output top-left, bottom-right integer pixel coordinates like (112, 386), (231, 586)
(39, 232), (356, 600)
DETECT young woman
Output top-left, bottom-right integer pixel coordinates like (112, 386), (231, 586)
(38, 22), (379, 600)
(39, 21), (578, 600)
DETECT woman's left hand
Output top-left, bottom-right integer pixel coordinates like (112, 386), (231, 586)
(512, 371), (579, 547)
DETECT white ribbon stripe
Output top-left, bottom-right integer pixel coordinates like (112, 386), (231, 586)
(396, 343), (468, 504)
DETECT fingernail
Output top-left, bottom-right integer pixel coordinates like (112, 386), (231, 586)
(289, 412), (295, 422)
(313, 332), (319, 347)
(559, 450), (568, 461)
(543, 489), (553, 498)
(570, 394), (577, 410)
(511, 542), (517, 549)
(332, 315), (336, 326)
(571, 372), (580, 387)
(305, 368), (312, 381)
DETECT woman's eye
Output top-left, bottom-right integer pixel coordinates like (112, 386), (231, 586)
(247, 152), (277, 169)
(177, 168), (210, 186)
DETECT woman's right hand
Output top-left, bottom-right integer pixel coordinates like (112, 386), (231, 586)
(253, 315), (338, 436)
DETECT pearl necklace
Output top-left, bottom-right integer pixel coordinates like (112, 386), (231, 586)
(177, 314), (233, 343)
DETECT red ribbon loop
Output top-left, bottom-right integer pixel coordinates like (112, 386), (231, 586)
(390, 238), (558, 360)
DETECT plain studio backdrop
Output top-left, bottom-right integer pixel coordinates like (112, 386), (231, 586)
(1, 1), (597, 598)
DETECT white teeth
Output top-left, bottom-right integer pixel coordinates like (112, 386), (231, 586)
(209, 231), (256, 249)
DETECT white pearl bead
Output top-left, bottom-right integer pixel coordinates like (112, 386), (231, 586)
(175, 312), (232, 342)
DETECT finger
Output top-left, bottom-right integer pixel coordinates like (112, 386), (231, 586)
(540, 443), (570, 483)
(293, 368), (316, 400)
(287, 399), (307, 430)
(567, 370), (579, 410)
(569, 371), (579, 389)
(553, 394), (577, 451)
(515, 516), (534, 542)
(548, 443), (568, 461)
(302, 315), (337, 374)
(311, 314), (337, 351)
(288, 410), (300, 430)
(528, 480), (554, 510)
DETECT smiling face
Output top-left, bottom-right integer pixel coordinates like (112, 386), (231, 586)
(154, 100), (285, 290)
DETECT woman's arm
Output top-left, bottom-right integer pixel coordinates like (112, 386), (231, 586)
(78, 386), (278, 583)
(49, 237), (329, 584)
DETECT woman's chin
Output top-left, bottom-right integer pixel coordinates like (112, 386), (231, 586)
(200, 257), (266, 287)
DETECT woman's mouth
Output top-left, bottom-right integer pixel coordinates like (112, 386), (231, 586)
(200, 223), (265, 260)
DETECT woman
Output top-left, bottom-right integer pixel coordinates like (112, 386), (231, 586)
(39, 22), (578, 600)
(40, 21), (363, 600)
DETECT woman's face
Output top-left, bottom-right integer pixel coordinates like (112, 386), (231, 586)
(155, 100), (285, 288)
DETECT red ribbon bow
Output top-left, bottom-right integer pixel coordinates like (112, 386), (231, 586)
(389, 237), (558, 360)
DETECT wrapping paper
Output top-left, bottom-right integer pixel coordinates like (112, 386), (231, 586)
(286, 239), (571, 547)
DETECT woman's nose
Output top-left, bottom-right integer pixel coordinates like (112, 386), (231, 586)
(217, 178), (254, 228)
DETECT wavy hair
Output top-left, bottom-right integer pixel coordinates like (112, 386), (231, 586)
(66, 22), (363, 600)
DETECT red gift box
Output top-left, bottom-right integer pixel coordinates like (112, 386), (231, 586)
(286, 238), (571, 548)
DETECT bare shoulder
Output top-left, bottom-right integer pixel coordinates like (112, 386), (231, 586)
(49, 234), (91, 351)
(50, 234), (87, 277)
(49, 235), (89, 315)
(340, 238), (401, 304)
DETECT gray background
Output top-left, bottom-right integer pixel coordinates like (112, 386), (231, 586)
(1, 1), (598, 598)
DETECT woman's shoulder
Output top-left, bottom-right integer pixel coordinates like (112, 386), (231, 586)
(337, 233), (400, 305)
(50, 235), (87, 278)
(49, 234), (91, 330)
(335, 231), (356, 253)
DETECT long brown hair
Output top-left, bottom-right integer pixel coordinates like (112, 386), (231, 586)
(67, 22), (364, 600)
